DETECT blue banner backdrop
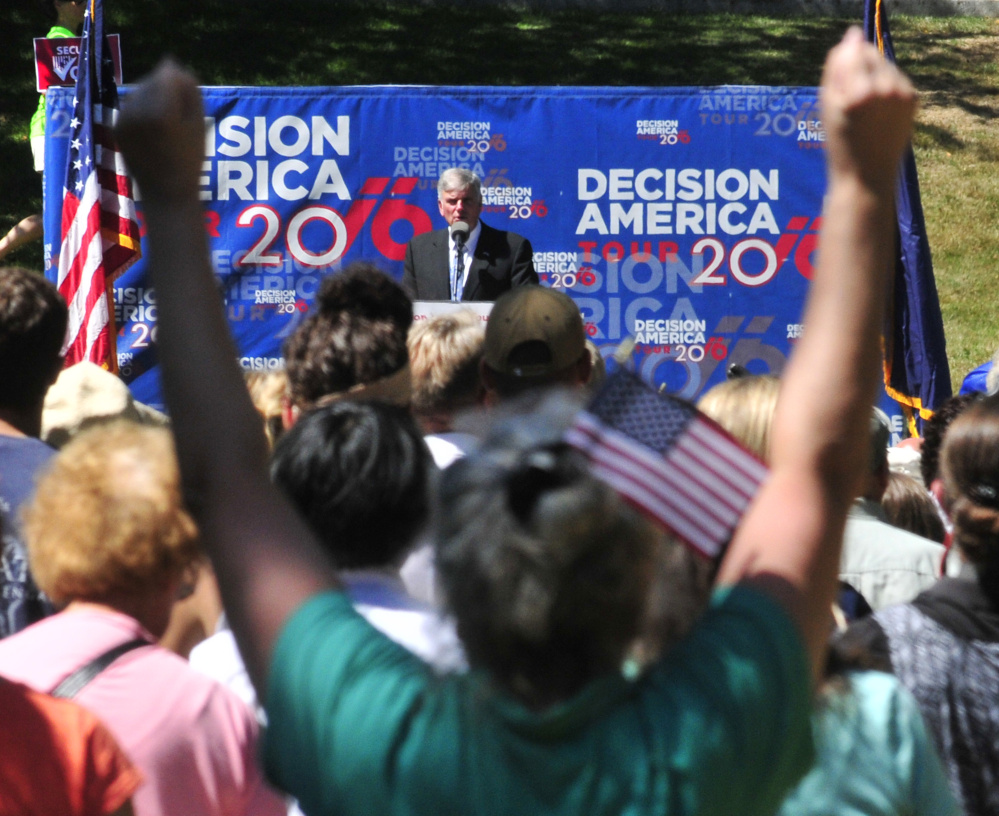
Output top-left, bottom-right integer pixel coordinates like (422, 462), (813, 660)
(44, 84), (857, 428)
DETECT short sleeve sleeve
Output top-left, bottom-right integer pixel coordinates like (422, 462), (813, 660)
(263, 592), (435, 816)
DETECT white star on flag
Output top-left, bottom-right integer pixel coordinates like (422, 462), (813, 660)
(54, 0), (142, 373)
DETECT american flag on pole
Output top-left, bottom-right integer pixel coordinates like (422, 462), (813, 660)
(57, 0), (140, 372)
(565, 369), (768, 560)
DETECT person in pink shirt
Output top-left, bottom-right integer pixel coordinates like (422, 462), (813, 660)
(0, 422), (285, 816)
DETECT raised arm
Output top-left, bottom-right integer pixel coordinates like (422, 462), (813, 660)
(116, 62), (340, 695)
(714, 29), (917, 677)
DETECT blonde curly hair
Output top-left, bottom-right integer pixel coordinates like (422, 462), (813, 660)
(25, 422), (199, 605)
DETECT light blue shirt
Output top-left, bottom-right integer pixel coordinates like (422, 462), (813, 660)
(778, 670), (960, 816)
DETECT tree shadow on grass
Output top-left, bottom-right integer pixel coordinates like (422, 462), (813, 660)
(914, 121), (964, 153)
(116, 3), (848, 88)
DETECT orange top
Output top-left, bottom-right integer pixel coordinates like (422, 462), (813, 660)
(0, 678), (142, 815)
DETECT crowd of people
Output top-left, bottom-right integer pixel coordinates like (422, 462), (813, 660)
(1, 27), (997, 816)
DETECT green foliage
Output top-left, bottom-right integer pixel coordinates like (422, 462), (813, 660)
(2, 3), (996, 393)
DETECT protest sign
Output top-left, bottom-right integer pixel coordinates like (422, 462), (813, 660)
(34, 34), (121, 91)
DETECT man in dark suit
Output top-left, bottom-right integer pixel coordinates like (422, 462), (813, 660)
(402, 168), (539, 302)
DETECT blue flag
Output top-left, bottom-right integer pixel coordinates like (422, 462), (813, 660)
(864, 0), (952, 434)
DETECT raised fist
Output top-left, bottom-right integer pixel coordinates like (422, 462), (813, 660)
(820, 27), (918, 189)
(116, 60), (207, 204)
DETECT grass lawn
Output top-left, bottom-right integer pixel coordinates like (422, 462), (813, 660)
(2, 4), (996, 393)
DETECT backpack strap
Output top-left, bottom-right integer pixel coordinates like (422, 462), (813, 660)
(50, 638), (150, 699)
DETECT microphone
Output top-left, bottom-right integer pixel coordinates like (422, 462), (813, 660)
(451, 221), (470, 249)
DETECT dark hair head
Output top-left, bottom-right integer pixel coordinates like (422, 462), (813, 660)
(0, 267), (68, 410)
(38, 0), (58, 22)
(881, 471), (946, 543)
(940, 399), (999, 574)
(921, 393), (978, 488)
(282, 263), (412, 409)
(269, 401), (430, 569)
(435, 392), (709, 707)
(42, 0), (86, 29)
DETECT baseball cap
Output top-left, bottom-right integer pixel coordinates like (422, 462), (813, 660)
(483, 287), (586, 378)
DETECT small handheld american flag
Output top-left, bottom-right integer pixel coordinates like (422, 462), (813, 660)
(565, 369), (768, 560)
(56, 0), (141, 372)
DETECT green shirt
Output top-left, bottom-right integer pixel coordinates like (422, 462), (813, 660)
(264, 585), (813, 816)
(29, 26), (75, 141)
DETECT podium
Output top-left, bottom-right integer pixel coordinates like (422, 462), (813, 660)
(412, 301), (494, 322)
